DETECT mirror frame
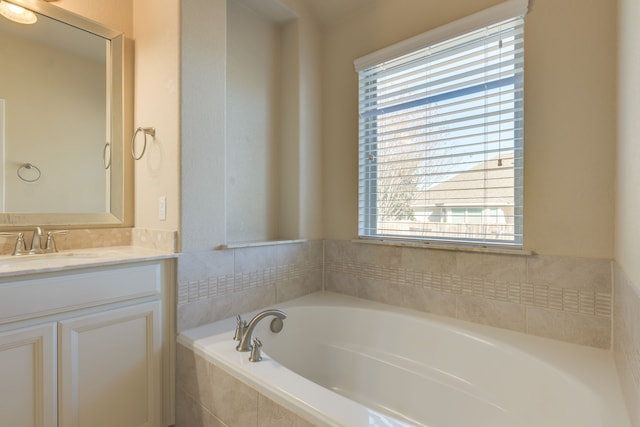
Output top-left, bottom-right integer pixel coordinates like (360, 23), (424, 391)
(0, 0), (132, 228)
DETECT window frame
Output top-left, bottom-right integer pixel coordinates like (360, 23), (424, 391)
(355, 1), (528, 250)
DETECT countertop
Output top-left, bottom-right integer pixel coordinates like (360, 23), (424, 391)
(0, 246), (177, 278)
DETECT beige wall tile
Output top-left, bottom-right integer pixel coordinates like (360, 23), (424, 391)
(178, 250), (235, 285)
(526, 307), (611, 349)
(176, 344), (213, 406)
(258, 394), (316, 427)
(357, 276), (402, 306)
(456, 252), (527, 283)
(324, 270), (358, 297)
(177, 241), (323, 330)
(176, 344), (257, 427)
(456, 294), (526, 332)
(400, 246), (456, 275)
(323, 239), (357, 264)
(323, 240), (612, 349)
(358, 277), (457, 318)
(276, 241), (323, 266)
(178, 286), (276, 332)
(179, 240), (613, 350)
(207, 363), (258, 427)
(354, 242), (402, 267)
(407, 287), (458, 317)
(527, 255), (611, 292)
(175, 388), (227, 427)
(235, 246), (279, 274)
(276, 271), (323, 302)
(613, 264), (640, 425)
(176, 345), (318, 427)
(229, 285), (277, 315)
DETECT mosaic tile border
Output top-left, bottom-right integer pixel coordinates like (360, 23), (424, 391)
(326, 261), (611, 317)
(178, 261), (323, 306)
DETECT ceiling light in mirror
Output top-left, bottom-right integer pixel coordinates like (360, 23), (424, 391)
(0, 1), (37, 24)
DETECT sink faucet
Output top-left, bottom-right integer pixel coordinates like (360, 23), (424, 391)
(235, 309), (287, 352)
(0, 227), (64, 256)
(29, 227), (45, 254)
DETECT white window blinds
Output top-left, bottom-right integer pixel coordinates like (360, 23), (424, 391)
(356, 7), (525, 249)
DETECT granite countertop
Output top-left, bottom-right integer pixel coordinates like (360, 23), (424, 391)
(0, 246), (177, 278)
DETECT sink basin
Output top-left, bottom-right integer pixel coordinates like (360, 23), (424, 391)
(0, 251), (102, 269)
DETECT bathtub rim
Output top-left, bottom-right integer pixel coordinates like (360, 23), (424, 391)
(177, 291), (631, 427)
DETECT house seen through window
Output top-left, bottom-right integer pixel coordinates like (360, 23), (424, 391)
(356, 14), (524, 248)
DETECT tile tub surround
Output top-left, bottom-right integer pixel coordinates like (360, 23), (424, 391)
(178, 239), (612, 346)
(614, 264), (640, 427)
(176, 343), (316, 427)
(177, 240), (323, 332)
(324, 240), (612, 348)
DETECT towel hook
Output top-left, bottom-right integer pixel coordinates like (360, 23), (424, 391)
(17, 163), (41, 182)
(131, 127), (156, 160)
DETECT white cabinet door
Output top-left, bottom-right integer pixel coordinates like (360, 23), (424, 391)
(0, 323), (57, 427)
(59, 301), (161, 427)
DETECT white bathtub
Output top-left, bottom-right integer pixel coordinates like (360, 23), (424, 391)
(177, 292), (630, 427)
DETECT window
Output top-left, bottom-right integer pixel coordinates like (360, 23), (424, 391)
(356, 2), (526, 249)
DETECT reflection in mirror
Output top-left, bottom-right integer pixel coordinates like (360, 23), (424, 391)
(0, 0), (129, 226)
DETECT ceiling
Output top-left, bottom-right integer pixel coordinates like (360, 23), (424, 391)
(300, 0), (372, 24)
(233, 0), (373, 25)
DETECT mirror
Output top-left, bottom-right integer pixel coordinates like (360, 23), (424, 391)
(0, 0), (130, 227)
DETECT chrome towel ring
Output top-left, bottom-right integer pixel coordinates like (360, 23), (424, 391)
(17, 163), (41, 182)
(131, 126), (156, 160)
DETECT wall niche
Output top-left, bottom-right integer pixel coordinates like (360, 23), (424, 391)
(225, 0), (300, 245)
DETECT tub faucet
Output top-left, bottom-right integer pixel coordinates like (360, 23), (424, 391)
(236, 309), (287, 352)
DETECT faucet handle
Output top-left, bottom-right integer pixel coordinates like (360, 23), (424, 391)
(233, 315), (247, 341)
(0, 232), (27, 256)
(249, 338), (263, 362)
(14, 233), (27, 255)
(44, 230), (68, 253)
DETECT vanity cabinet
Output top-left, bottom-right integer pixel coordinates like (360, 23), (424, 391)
(58, 301), (161, 427)
(0, 323), (57, 427)
(0, 256), (175, 427)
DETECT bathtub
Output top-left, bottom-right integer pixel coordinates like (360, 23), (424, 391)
(177, 292), (630, 427)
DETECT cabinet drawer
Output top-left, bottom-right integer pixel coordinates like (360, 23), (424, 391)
(0, 263), (162, 324)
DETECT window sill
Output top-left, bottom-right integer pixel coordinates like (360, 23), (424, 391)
(219, 239), (307, 250)
(353, 237), (533, 256)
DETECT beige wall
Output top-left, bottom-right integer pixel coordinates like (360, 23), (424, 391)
(132, 0), (180, 233)
(284, 0), (324, 240)
(180, 0), (227, 251)
(617, 0), (640, 286)
(227, 0), (283, 243)
(616, 0), (640, 424)
(54, 0), (133, 37)
(321, 0), (617, 258)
